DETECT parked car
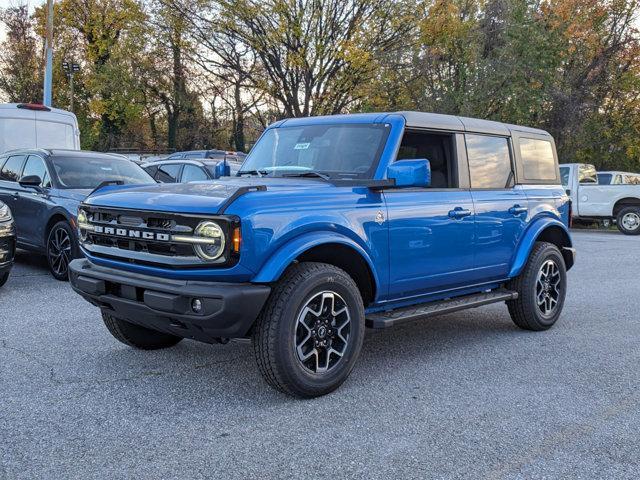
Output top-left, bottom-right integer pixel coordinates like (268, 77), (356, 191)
(164, 149), (245, 163)
(0, 200), (16, 288)
(561, 163), (640, 235)
(597, 171), (640, 185)
(0, 149), (154, 280)
(141, 158), (241, 183)
(70, 111), (574, 398)
(0, 103), (80, 154)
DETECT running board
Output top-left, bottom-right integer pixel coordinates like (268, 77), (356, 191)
(365, 289), (518, 329)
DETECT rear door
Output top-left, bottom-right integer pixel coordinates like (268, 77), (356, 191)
(466, 133), (529, 281)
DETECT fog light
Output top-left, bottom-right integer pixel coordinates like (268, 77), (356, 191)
(191, 298), (203, 313)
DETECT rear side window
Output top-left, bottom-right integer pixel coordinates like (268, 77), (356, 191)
(181, 164), (209, 182)
(0, 155), (26, 182)
(520, 138), (557, 181)
(465, 134), (512, 188)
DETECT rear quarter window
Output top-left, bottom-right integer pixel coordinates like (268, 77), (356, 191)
(519, 138), (557, 181)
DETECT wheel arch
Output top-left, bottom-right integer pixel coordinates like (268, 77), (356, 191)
(612, 197), (640, 217)
(44, 211), (72, 245)
(509, 219), (574, 278)
(252, 232), (379, 306)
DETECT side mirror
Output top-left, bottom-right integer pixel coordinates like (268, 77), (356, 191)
(565, 189), (571, 196)
(212, 159), (231, 179)
(387, 159), (431, 188)
(19, 175), (43, 189)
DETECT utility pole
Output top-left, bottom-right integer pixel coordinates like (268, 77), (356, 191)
(62, 61), (80, 112)
(43, 0), (54, 107)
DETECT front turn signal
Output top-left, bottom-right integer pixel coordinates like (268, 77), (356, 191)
(232, 226), (242, 253)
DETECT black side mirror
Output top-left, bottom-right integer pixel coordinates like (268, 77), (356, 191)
(565, 189), (571, 196)
(19, 175), (44, 190)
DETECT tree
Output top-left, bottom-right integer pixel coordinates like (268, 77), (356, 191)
(0, 5), (42, 103)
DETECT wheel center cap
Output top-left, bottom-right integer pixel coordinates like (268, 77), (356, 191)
(317, 326), (327, 339)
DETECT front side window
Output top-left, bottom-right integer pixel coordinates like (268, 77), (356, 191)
(520, 138), (557, 181)
(239, 124), (390, 179)
(22, 155), (48, 183)
(155, 163), (181, 183)
(466, 134), (512, 188)
(51, 155), (153, 189)
(181, 164), (209, 182)
(560, 167), (570, 186)
(0, 155), (26, 182)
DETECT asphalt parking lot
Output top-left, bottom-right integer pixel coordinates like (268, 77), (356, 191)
(1, 230), (639, 479)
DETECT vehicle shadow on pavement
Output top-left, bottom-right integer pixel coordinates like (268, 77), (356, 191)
(81, 305), (524, 405)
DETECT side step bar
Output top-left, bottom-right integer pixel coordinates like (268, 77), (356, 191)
(365, 289), (518, 329)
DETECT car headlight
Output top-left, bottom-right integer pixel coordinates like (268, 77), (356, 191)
(191, 221), (225, 261)
(0, 203), (12, 222)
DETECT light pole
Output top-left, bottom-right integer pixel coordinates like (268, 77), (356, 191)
(62, 61), (80, 112)
(43, 0), (54, 107)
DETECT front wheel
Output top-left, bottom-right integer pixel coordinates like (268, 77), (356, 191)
(252, 262), (365, 398)
(507, 242), (567, 331)
(46, 221), (78, 281)
(616, 207), (640, 235)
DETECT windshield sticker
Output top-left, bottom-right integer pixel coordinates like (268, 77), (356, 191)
(294, 143), (310, 150)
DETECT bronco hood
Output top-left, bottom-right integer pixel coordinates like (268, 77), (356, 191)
(82, 177), (332, 214)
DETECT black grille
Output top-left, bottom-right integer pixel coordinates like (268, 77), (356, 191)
(80, 206), (234, 269)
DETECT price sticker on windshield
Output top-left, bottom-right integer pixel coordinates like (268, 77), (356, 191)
(294, 143), (310, 150)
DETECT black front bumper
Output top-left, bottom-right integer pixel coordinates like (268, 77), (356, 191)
(69, 259), (271, 341)
(0, 222), (16, 277)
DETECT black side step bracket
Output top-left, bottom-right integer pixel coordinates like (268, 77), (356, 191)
(365, 289), (518, 329)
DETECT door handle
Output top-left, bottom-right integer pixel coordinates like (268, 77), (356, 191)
(448, 207), (472, 219)
(509, 205), (528, 215)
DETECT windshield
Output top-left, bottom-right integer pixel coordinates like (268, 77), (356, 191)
(559, 166), (570, 186)
(51, 156), (154, 189)
(238, 124), (390, 179)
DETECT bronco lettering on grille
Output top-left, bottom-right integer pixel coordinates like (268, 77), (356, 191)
(93, 225), (170, 242)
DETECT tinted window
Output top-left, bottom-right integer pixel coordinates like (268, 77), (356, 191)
(578, 164), (597, 184)
(51, 155), (153, 189)
(0, 155), (26, 182)
(597, 173), (612, 185)
(466, 135), (512, 188)
(239, 124), (390, 179)
(22, 155), (48, 183)
(520, 138), (557, 181)
(155, 164), (181, 183)
(181, 164), (209, 182)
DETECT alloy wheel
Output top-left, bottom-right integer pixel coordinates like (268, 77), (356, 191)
(48, 227), (72, 277)
(536, 259), (561, 317)
(295, 291), (351, 374)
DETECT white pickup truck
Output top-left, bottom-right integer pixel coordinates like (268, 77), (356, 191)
(560, 163), (640, 235)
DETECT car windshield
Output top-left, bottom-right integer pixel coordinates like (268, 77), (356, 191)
(238, 124), (390, 179)
(597, 173), (612, 185)
(51, 156), (154, 189)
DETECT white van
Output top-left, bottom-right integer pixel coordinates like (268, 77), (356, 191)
(0, 103), (80, 154)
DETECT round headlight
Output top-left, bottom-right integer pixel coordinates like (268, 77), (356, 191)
(193, 221), (225, 261)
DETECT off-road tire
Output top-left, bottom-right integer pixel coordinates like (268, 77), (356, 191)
(102, 311), (183, 350)
(507, 242), (567, 331)
(616, 206), (640, 235)
(252, 262), (365, 398)
(0, 272), (9, 288)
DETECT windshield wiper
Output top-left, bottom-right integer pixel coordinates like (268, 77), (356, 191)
(237, 169), (269, 177)
(282, 171), (331, 181)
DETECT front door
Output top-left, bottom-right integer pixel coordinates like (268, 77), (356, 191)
(12, 155), (51, 248)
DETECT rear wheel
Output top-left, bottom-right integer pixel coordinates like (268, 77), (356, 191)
(46, 221), (78, 281)
(102, 311), (183, 350)
(616, 206), (640, 235)
(252, 262), (365, 398)
(507, 242), (567, 331)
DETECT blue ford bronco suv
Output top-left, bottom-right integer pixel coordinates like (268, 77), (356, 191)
(69, 112), (575, 398)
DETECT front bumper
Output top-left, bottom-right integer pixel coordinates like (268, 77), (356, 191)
(69, 259), (271, 341)
(0, 222), (16, 276)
